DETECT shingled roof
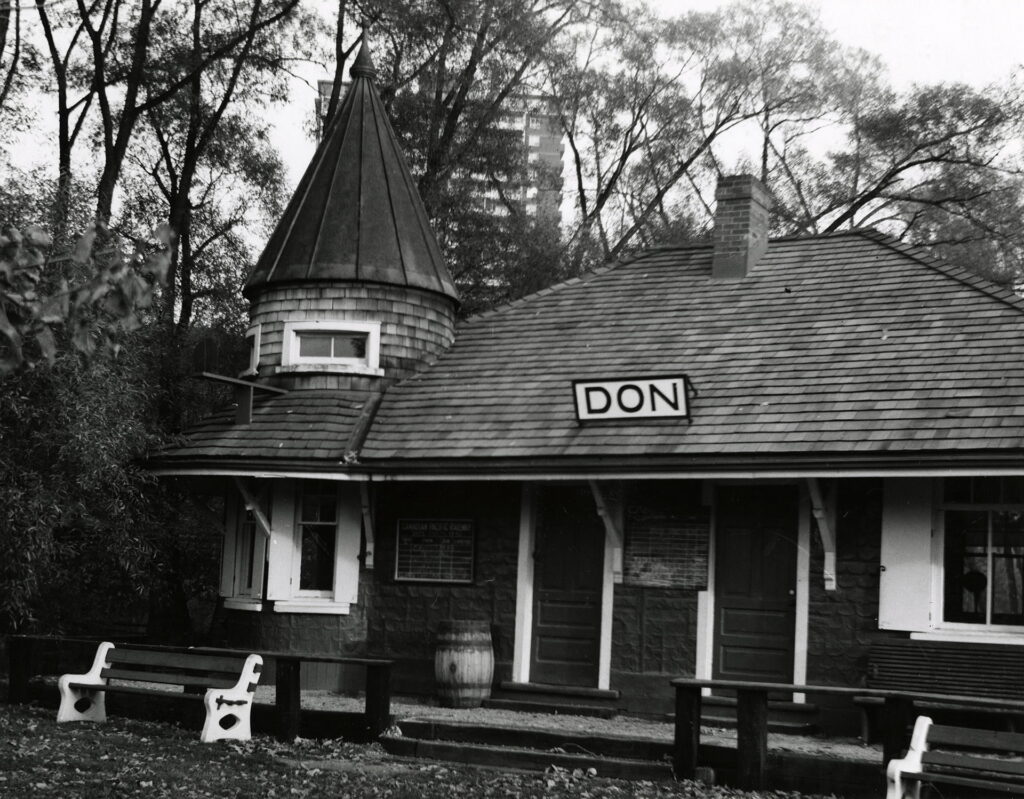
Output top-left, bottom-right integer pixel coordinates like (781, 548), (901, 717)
(153, 230), (1024, 475)
(243, 42), (458, 302)
(155, 389), (379, 470)
(356, 229), (1024, 472)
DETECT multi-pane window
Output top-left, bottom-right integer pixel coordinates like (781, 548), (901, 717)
(281, 320), (381, 374)
(297, 331), (367, 360)
(298, 483), (337, 593)
(943, 478), (1024, 626)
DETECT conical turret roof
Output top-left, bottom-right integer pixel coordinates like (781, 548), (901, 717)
(244, 40), (458, 302)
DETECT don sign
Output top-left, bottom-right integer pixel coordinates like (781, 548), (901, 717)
(572, 376), (690, 422)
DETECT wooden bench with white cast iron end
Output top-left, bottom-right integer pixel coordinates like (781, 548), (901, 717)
(886, 715), (1024, 798)
(57, 641), (263, 743)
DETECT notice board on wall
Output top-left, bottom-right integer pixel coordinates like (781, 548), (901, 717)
(394, 519), (475, 583)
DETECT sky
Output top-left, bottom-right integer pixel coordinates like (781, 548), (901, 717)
(688, 0), (1024, 89)
(273, 0), (1024, 185)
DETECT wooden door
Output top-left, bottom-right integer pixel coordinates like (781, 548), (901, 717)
(713, 485), (799, 683)
(530, 485), (605, 686)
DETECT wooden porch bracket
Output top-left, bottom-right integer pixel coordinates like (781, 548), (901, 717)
(233, 477), (271, 539)
(588, 480), (623, 583)
(359, 482), (375, 568)
(806, 478), (837, 591)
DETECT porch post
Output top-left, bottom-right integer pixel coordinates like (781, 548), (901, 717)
(512, 483), (535, 682)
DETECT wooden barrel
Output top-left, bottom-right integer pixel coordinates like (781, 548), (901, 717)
(434, 620), (494, 708)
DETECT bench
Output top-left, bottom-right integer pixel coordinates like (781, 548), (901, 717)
(887, 715), (1024, 798)
(57, 641), (262, 743)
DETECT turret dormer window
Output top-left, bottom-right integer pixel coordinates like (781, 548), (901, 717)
(281, 320), (382, 376)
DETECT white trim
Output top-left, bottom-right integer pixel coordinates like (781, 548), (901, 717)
(599, 513), (615, 690)
(151, 466), (1024, 482)
(910, 630), (1024, 645)
(292, 482), (341, 598)
(793, 486), (811, 702)
(932, 483), (1024, 632)
(223, 598), (263, 612)
(239, 325), (261, 377)
(272, 599), (352, 614)
(151, 468), (371, 480)
(695, 590), (713, 681)
(512, 484), (536, 683)
(281, 319), (382, 375)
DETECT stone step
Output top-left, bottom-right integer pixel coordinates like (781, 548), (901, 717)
(680, 696), (819, 735)
(497, 681), (620, 701)
(482, 697), (619, 718)
(381, 734), (674, 780)
(396, 719), (672, 761)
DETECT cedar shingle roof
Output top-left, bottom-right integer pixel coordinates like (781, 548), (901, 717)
(156, 389), (377, 466)
(357, 230), (1024, 467)
(155, 230), (1024, 473)
(243, 43), (458, 303)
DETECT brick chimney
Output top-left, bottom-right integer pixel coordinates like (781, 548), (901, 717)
(712, 174), (773, 279)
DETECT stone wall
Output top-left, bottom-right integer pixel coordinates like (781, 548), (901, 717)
(612, 586), (699, 713)
(219, 577), (370, 689)
(367, 482), (521, 693)
(806, 479), (886, 688)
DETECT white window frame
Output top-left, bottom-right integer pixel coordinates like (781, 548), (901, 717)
(239, 324), (261, 377)
(934, 489), (1024, 634)
(221, 494), (267, 612)
(292, 482), (341, 600)
(280, 320), (383, 376)
(268, 480), (362, 615)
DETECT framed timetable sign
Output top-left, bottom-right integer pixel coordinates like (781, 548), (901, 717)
(394, 519), (475, 583)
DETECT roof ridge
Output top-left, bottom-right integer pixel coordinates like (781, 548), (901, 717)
(853, 229), (1024, 317)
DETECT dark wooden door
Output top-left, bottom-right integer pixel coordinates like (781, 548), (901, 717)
(713, 485), (798, 683)
(530, 486), (604, 686)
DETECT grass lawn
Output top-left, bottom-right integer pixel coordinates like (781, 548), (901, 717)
(0, 703), (832, 798)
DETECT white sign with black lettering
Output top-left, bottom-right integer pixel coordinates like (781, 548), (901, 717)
(573, 376), (690, 422)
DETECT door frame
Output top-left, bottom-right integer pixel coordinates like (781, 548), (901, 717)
(512, 482), (615, 689)
(696, 480), (810, 697)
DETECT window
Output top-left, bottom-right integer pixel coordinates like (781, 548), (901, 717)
(240, 325), (260, 377)
(265, 480), (362, 614)
(623, 482), (709, 589)
(221, 494), (267, 611)
(280, 320), (382, 375)
(942, 478), (1024, 627)
(297, 483), (338, 595)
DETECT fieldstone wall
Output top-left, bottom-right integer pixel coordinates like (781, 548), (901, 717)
(367, 482), (521, 693)
(219, 578), (371, 689)
(249, 282), (456, 389)
(612, 586), (699, 713)
(806, 478), (888, 687)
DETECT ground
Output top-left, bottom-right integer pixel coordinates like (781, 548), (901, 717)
(0, 703), (840, 799)
(289, 689), (880, 765)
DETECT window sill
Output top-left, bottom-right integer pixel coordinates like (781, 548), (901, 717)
(275, 363), (384, 377)
(223, 597), (263, 612)
(911, 630), (1024, 645)
(272, 599), (352, 615)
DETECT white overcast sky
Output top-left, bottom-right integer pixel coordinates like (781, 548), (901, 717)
(669, 0), (1024, 88)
